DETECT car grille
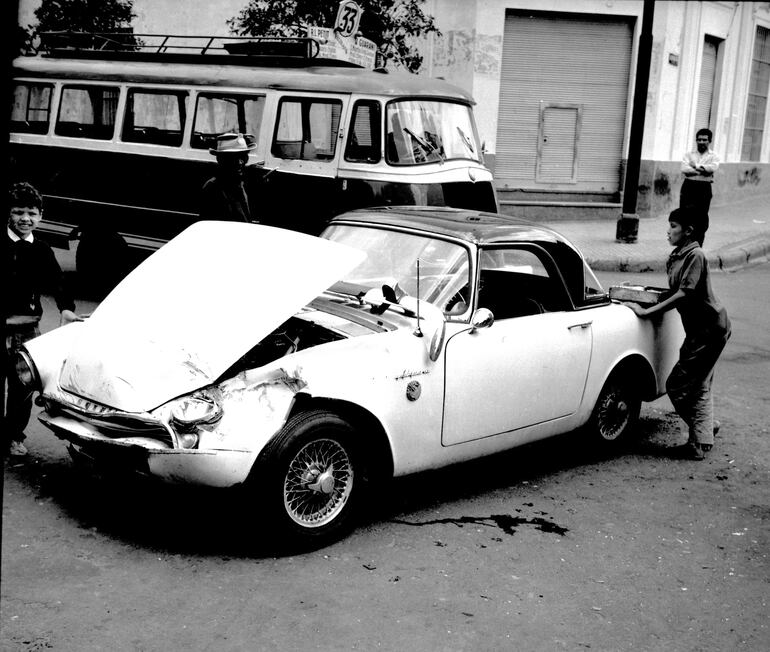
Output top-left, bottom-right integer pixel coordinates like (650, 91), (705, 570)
(48, 392), (174, 448)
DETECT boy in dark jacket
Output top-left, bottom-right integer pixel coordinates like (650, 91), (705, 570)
(4, 182), (81, 456)
(625, 206), (731, 460)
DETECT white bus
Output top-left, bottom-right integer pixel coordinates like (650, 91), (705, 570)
(10, 33), (497, 273)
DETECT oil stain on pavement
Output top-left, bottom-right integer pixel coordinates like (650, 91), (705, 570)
(391, 514), (569, 536)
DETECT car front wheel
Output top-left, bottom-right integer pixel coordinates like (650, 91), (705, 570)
(258, 409), (362, 548)
(587, 373), (641, 447)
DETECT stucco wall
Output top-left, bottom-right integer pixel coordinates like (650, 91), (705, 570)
(637, 160), (770, 218)
(644, 1), (758, 165)
(426, 0), (644, 159)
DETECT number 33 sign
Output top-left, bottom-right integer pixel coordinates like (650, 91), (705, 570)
(334, 0), (362, 39)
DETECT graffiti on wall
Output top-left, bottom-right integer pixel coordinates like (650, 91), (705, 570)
(475, 34), (502, 76)
(737, 167), (762, 187)
(432, 30), (501, 76)
(654, 173), (671, 197)
(432, 30), (474, 68)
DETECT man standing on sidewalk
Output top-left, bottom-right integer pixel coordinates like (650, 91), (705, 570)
(680, 128), (719, 244)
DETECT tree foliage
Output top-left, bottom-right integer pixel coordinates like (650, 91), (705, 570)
(20, 0), (137, 53)
(227, 0), (440, 72)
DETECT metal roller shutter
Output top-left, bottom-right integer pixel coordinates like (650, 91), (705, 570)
(495, 11), (633, 192)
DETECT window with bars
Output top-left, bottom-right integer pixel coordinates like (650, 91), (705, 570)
(742, 26), (770, 161)
(344, 100), (381, 163)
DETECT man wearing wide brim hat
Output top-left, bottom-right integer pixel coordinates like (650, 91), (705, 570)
(199, 132), (259, 223)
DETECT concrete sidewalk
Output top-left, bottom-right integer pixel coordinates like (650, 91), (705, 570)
(543, 194), (770, 273)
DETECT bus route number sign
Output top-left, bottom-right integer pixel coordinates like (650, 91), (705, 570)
(335, 1), (362, 39)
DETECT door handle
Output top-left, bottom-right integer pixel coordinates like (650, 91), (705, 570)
(568, 321), (592, 330)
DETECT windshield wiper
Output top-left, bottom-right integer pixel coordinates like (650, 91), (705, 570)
(325, 281), (367, 303)
(456, 126), (475, 155)
(404, 127), (445, 162)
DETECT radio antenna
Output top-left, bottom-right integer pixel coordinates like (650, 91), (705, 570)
(414, 259), (423, 337)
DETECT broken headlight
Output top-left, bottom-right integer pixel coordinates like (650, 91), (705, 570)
(14, 349), (40, 392)
(167, 389), (223, 448)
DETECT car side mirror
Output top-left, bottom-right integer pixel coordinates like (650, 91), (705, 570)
(470, 308), (494, 332)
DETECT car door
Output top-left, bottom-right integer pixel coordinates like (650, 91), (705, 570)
(441, 245), (592, 446)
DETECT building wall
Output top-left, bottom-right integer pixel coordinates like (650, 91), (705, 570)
(636, 1), (770, 212)
(426, 0), (644, 168)
(427, 0), (770, 215)
(17, 0), (770, 216)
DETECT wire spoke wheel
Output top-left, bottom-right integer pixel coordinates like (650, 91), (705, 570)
(588, 374), (641, 447)
(283, 437), (354, 528)
(595, 386), (631, 441)
(254, 409), (372, 547)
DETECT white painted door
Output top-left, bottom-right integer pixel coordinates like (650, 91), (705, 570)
(441, 311), (592, 446)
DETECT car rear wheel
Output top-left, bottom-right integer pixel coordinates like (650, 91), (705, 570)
(587, 373), (641, 447)
(257, 409), (362, 548)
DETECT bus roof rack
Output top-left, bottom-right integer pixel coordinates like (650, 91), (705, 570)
(34, 32), (363, 67)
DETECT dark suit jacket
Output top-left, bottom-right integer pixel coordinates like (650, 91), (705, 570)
(5, 233), (75, 320)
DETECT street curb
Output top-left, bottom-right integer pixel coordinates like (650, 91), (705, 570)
(586, 236), (770, 273)
(713, 236), (770, 271)
(586, 256), (665, 274)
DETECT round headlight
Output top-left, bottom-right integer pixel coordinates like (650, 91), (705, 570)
(169, 390), (223, 430)
(14, 350), (40, 390)
(177, 432), (199, 450)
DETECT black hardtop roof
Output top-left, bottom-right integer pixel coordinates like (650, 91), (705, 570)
(13, 55), (474, 102)
(330, 206), (578, 249)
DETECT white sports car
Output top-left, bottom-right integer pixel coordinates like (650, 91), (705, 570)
(16, 207), (683, 546)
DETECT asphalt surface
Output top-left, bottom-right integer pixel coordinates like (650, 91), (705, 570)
(3, 265), (769, 652)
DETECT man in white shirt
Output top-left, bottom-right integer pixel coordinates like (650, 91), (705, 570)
(680, 128), (719, 245)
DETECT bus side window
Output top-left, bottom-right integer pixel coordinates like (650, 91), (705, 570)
(272, 97), (342, 161)
(55, 85), (119, 140)
(122, 89), (187, 147)
(191, 93), (265, 150)
(11, 82), (53, 134)
(344, 100), (381, 163)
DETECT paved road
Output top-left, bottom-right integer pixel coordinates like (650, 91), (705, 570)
(2, 264), (769, 652)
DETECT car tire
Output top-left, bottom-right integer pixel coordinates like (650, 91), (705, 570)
(257, 409), (362, 548)
(587, 372), (641, 447)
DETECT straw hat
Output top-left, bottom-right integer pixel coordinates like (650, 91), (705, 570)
(209, 132), (257, 155)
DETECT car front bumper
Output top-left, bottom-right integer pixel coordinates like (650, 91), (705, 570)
(39, 413), (257, 488)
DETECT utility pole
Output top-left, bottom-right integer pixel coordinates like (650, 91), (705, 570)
(616, 0), (655, 243)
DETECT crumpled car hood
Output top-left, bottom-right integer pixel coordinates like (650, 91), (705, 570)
(59, 222), (365, 412)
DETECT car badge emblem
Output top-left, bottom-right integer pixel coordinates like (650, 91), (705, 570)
(406, 381), (421, 401)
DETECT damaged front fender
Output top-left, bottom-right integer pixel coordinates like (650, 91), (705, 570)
(42, 367), (310, 488)
(190, 367), (306, 453)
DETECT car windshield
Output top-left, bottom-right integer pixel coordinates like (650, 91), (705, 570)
(386, 100), (482, 165)
(323, 224), (471, 313)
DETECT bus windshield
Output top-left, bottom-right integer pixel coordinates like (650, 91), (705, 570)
(386, 100), (482, 166)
